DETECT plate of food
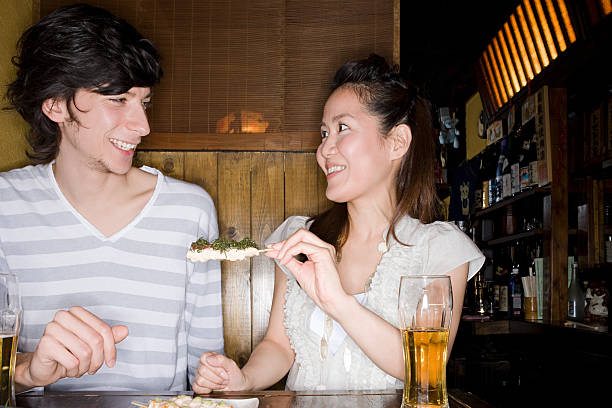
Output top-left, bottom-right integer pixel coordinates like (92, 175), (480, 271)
(187, 237), (270, 263)
(132, 394), (259, 408)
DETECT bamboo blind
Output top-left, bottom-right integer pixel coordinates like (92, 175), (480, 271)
(40, 0), (395, 151)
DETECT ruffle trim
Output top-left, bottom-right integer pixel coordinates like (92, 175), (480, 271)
(284, 275), (402, 390)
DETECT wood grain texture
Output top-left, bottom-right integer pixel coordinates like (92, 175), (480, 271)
(145, 151), (186, 180)
(184, 152), (219, 209)
(217, 152), (252, 366)
(549, 88), (568, 322)
(284, 152), (319, 218)
(250, 152), (284, 347)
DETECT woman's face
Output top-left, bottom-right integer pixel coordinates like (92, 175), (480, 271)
(316, 87), (397, 204)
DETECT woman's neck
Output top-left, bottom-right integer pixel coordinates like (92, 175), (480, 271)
(346, 198), (394, 241)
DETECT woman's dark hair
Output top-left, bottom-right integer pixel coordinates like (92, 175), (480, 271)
(309, 54), (440, 251)
(4, 3), (163, 164)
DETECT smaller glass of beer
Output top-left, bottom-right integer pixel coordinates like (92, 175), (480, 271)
(0, 274), (21, 407)
(398, 275), (452, 408)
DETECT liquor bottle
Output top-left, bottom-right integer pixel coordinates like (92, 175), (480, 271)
(519, 120), (534, 192)
(509, 109), (522, 196)
(509, 246), (523, 317)
(496, 247), (510, 318)
(567, 261), (585, 321)
(500, 138), (512, 199)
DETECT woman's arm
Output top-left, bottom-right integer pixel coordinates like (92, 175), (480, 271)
(446, 263), (469, 356)
(193, 265), (295, 393)
(240, 266), (295, 390)
(331, 262), (468, 379)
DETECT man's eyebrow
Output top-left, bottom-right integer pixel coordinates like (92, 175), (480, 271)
(320, 113), (355, 127)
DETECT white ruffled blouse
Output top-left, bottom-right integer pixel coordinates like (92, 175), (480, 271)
(265, 215), (484, 391)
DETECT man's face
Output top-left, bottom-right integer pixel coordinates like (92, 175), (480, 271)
(57, 87), (152, 175)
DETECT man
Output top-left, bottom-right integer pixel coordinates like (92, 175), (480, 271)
(0, 4), (223, 391)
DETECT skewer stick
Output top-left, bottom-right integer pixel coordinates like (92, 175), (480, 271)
(258, 248), (273, 253)
(131, 402), (148, 408)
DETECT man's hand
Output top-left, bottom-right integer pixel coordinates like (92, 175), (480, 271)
(17, 306), (128, 390)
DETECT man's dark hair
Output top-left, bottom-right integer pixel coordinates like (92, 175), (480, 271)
(4, 3), (163, 164)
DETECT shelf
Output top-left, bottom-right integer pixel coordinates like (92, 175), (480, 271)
(474, 186), (551, 218)
(481, 229), (543, 247)
(571, 157), (612, 180)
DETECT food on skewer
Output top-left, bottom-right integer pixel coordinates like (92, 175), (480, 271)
(132, 395), (235, 408)
(187, 237), (262, 262)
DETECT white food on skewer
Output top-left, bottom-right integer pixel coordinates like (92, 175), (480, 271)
(187, 237), (267, 263)
(142, 394), (234, 407)
(187, 246), (260, 262)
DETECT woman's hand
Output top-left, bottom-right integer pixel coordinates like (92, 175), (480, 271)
(192, 352), (247, 394)
(265, 228), (352, 319)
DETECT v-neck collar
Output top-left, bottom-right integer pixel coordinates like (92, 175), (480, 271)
(47, 163), (162, 242)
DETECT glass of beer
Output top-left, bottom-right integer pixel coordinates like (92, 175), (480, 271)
(398, 275), (452, 408)
(0, 274), (21, 406)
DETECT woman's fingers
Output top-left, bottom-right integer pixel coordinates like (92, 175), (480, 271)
(275, 229), (335, 261)
(277, 241), (336, 268)
(196, 363), (228, 387)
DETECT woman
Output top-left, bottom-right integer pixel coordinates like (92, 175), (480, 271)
(193, 54), (484, 393)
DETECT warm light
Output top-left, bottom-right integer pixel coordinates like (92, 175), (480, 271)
(516, 4), (542, 75)
(487, 44), (508, 103)
(504, 22), (527, 86)
(216, 110), (270, 133)
(498, 29), (521, 92)
(600, 0), (612, 15)
(545, 0), (567, 52)
(477, 0), (581, 114)
(534, 0), (558, 60)
(510, 14), (534, 80)
(557, 0), (577, 42)
(481, 55), (502, 108)
(523, 0), (550, 67)
(493, 37), (514, 98)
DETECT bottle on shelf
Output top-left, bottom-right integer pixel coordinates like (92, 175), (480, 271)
(519, 119), (535, 192)
(496, 247), (511, 318)
(509, 246), (523, 317)
(567, 261), (585, 321)
(501, 138), (512, 200)
(509, 127), (521, 196)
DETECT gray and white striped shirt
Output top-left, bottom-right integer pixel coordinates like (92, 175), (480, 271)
(0, 164), (223, 391)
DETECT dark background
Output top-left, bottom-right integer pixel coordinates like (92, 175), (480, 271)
(400, 0), (521, 167)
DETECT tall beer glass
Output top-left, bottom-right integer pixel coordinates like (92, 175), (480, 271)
(398, 275), (452, 408)
(0, 274), (21, 406)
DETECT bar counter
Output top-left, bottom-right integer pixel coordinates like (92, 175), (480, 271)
(16, 388), (494, 408)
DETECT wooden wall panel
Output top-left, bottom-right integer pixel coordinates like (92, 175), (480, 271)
(145, 151), (185, 180)
(250, 153), (284, 347)
(184, 152), (219, 209)
(217, 152), (252, 366)
(284, 152), (320, 218)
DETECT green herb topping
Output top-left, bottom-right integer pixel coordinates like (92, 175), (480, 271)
(190, 237), (258, 253)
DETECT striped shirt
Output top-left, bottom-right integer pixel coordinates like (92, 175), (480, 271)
(0, 164), (223, 391)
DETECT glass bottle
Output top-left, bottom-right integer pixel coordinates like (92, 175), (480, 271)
(567, 261), (585, 321)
